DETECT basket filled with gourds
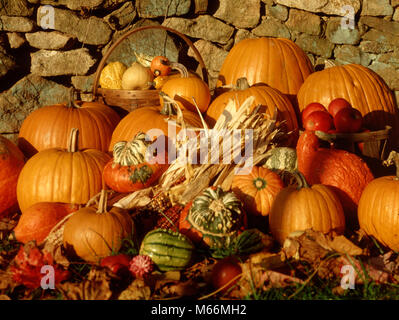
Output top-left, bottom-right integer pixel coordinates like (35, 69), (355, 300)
(92, 25), (210, 112)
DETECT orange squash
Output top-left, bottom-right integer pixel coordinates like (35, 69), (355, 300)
(296, 130), (374, 227)
(217, 37), (314, 113)
(358, 151), (399, 251)
(13, 202), (80, 245)
(17, 128), (110, 213)
(206, 78), (299, 145)
(18, 98), (120, 158)
(269, 172), (345, 244)
(0, 136), (25, 217)
(232, 166), (284, 217)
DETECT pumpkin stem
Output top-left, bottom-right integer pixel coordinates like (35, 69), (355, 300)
(159, 91), (178, 116)
(67, 88), (81, 108)
(97, 189), (108, 214)
(292, 171), (310, 189)
(67, 128), (79, 153)
(383, 151), (399, 179)
(235, 78), (250, 91)
(324, 59), (336, 69)
(170, 62), (189, 78)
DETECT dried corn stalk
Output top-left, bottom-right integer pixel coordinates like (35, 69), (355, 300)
(158, 95), (282, 205)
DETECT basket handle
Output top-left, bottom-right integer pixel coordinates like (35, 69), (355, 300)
(92, 25), (209, 97)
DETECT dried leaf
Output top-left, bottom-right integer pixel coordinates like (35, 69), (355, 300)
(328, 235), (364, 256)
(158, 279), (199, 298)
(118, 278), (151, 300)
(0, 270), (15, 291)
(58, 268), (113, 300)
(42, 241), (69, 268)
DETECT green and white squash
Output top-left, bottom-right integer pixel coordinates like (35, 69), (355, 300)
(178, 186), (247, 250)
(264, 147), (297, 172)
(139, 228), (194, 271)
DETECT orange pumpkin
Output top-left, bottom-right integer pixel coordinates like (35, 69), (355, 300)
(17, 128), (110, 213)
(296, 130), (374, 227)
(18, 99), (120, 158)
(297, 63), (399, 145)
(0, 136), (25, 217)
(206, 78), (299, 145)
(269, 172), (346, 244)
(217, 37), (314, 113)
(358, 151), (399, 251)
(232, 166), (284, 217)
(13, 202), (80, 245)
(63, 189), (134, 263)
(109, 100), (203, 152)
(160, 63), (211, 113)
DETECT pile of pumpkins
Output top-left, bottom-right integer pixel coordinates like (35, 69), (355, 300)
(2, 36), (399, 274)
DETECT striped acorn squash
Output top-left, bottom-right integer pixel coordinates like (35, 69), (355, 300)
(179, 186), (247, 250)
(139, 228), (194, 271)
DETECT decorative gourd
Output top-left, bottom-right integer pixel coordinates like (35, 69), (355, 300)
(179, 186), (247, 250)
(160, 63), (211, 113)
(13, 202), (79, 245)
(17, 128), (110, 213)
(206, 78), (299, 145)
(297, 63), (399, 144)
(296, 130), (374, 226)
(217, 37), (314, 112)
(0, 136), (25, 217)
(150, 56), (172, 77)
(99, 61), (127, 89)
(63, 189), (135, 263)
(358, 151), (399, 251)
(232, 166), (284, 217)
(139, 228), (194, 271)
(264, 147), (297, 173)
(269, 171), (346, 244)
(17, 95), (120, 158)
(103, 132), (169, 193)
(109, 98), (203, 151)
(121, 62), (154, 90)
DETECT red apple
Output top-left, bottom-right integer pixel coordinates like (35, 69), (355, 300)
(211, 257), (242, 293)
(301, 102), (327, 125)
(303, 110), (334, 132)
(100, 254), (131, 274)
(328, 98), (352, 118)
(334, 107), (363, 133)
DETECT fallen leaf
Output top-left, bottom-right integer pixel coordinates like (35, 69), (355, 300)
(0, 270), (16, 291)
(157, 279), (199, 298)
(118, 278), (151, 300)
(58, 268), (113, 300)
(328, 236), (364, 256)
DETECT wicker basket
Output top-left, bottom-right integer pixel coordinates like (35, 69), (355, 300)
(92, 25), (209, 112)
(315, 126), (392, 160)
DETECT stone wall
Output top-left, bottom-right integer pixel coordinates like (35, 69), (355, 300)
(1, 0), (399, 141)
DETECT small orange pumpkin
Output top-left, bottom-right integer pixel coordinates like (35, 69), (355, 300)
(160, 63), (211, 113)
(269, 171), (346, 244)
(232, 166), (284, 217)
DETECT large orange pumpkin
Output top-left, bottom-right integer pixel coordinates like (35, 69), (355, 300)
(206, 78), (299, 145)
(109, 100), (203, 152)
(297, 63), (399, 145)
(231, 166), (284, 217)
(0, 136), (25, 217)
(217, 37), (314, 113)
(269, 172), (346, 244)
(18, 99), (121, 158)
(358, 151), (399, 251)
(17, 128), (110, 213)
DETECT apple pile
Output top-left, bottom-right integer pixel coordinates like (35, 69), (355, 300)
(302, 98), (364, 134)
